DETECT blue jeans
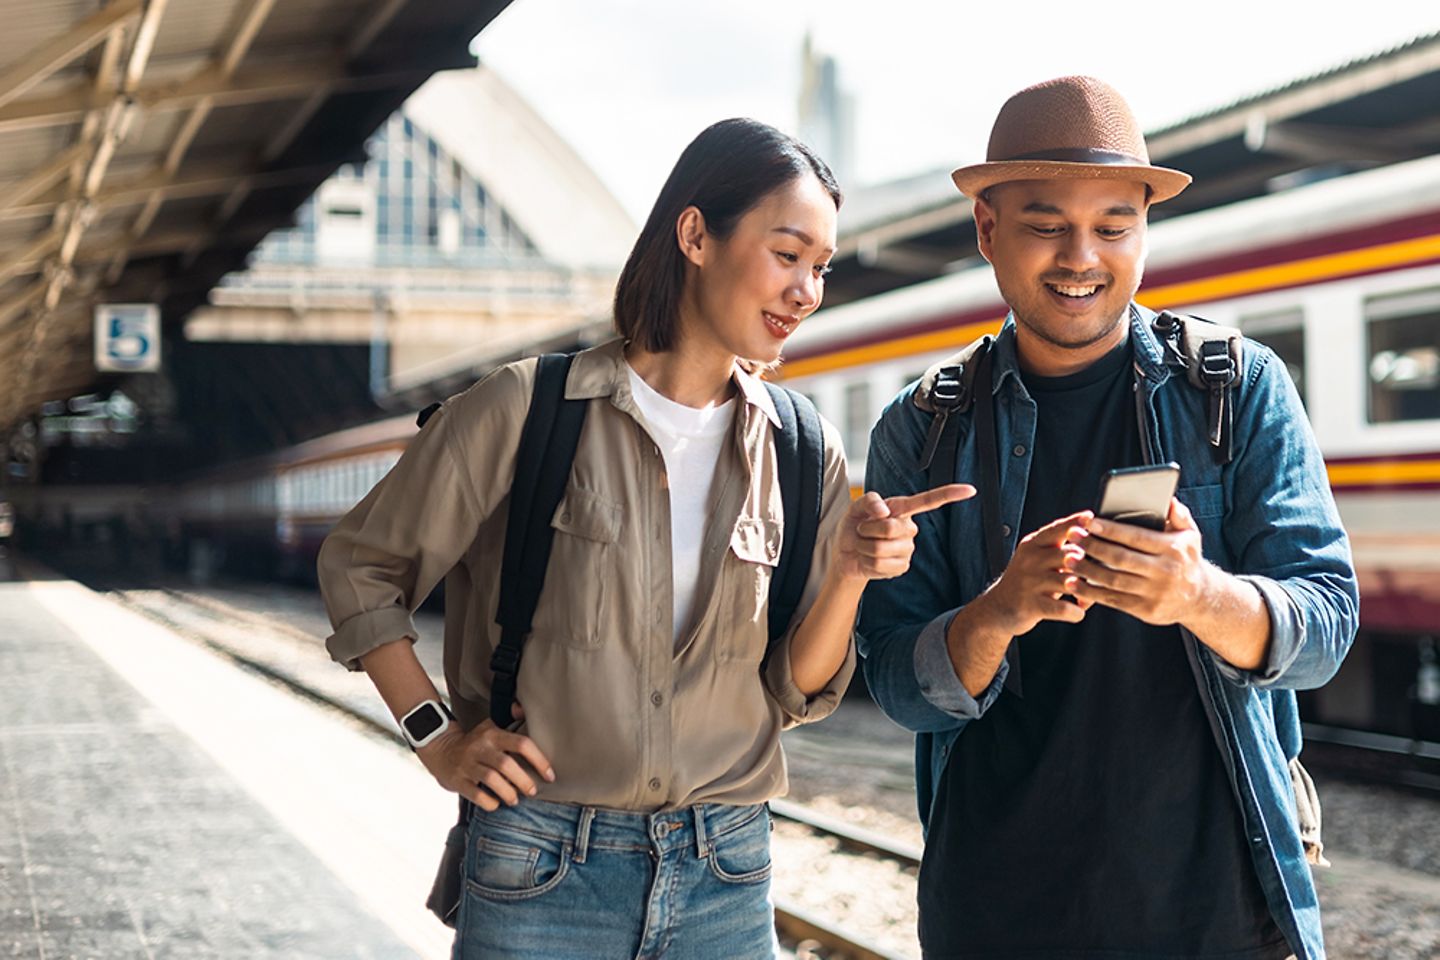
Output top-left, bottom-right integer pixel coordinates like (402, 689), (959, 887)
(451, 798), (777, 960)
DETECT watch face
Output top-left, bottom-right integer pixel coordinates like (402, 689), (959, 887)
(404, 704), (445, 742)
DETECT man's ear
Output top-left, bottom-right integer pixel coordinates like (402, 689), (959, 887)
(973, 194), (998, 265)
(676, 206), (707, 267)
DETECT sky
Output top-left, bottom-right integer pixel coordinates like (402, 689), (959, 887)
(474, 2), (1440, 223)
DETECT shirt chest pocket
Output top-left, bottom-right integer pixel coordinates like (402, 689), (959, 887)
(531, 487), (623, 650)
(718, 516), (782, 664)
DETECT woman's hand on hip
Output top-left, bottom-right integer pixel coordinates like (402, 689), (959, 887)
(831, 483), (975, 584)
(416, 704), (555, 811)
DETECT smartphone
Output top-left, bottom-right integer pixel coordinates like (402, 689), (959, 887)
(1094, 463), (1180, 531)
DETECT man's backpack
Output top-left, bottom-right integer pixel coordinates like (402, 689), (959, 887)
(908, 312), (1327, 866)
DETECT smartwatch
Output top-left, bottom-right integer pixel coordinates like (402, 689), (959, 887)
(399, 699), (455, 750)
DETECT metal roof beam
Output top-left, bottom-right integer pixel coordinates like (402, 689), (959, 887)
(1149, 38), (1440, 159)
(0, 0), (142, 111)
(1244, 116), (1417, 166)
(0, 157), (341, 222)
(0, 143), (89, 215)
(106, 0), (283, 283)
(0, 59), (432, 135)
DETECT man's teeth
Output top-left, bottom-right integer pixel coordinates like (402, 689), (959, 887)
(1051, 284), (1099, 298)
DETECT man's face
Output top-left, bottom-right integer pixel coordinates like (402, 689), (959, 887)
(974, 178), (1149, 354)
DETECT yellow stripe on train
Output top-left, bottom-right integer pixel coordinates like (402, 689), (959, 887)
(1328, 459), (1440, 487)
(847, 461), (1440, 499)
(782, 232), (1440, 381)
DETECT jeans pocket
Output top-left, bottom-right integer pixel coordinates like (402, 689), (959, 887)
(706, 812), (773, 885)
(466, 832), (571, 901)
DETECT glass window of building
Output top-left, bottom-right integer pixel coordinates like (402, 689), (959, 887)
(1239, 308), (1306, 408)
(1366, 288), (1440, 423)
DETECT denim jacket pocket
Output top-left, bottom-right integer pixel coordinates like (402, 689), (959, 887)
(719, 516), (782, 664)
(1176, 482), (1224, 520)
(531, 487), (623, 650)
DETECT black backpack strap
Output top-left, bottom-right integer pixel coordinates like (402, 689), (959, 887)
(913, 336), (1022, 697)
(490, 353), (588, 727)
(763, 383), (824, 643)
(971, 344), (1023, 697)
(1151, 310), (1242, 465)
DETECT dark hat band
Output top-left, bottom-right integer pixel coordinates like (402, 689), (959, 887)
(999, 147), (1149, 166)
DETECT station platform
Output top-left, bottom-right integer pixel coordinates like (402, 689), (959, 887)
(0, 560), (456, 959)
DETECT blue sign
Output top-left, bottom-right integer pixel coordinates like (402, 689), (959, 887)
(94, 303), (160, 372)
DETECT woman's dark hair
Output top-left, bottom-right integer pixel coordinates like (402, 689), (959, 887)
(613, 118), (842, 352)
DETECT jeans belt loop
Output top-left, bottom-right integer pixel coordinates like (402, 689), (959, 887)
(573, 806), (595, 864)
(692, 804), (709, 859)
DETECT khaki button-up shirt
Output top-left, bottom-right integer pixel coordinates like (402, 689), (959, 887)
(319, 338), (856, 810)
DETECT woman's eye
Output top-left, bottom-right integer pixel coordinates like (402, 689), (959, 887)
(815, 263), (833, 277)
(776, 251), (799, 264)
(1030, 225), (1064, 236)
(1098, 228), (1129, 238)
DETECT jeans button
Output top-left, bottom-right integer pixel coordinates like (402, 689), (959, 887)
(1012, 444), (1026, 457)
(1001, 523), (1012, 538)
(655, 821), (670, 838)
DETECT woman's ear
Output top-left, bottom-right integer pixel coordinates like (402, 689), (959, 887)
(676, 206), (707, 267)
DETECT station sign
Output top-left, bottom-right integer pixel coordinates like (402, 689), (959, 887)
(94, 303), (161, 373)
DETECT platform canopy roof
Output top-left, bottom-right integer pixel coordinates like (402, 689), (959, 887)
(826, 30), (1440, 306)
(0, 0), (512, 436)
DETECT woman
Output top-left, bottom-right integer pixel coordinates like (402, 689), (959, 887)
(317, 118), (971, 958)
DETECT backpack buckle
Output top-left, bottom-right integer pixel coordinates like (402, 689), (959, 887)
(489, 644), (522, 677)
(1198, 340), (1236, 386)
(932, 365), (965, 409)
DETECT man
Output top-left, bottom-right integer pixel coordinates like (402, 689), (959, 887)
(858, 76), (1358, 960)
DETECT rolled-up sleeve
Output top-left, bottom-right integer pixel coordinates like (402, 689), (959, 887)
(318, 362), (531, 669)
(914, 609), (1008, 719)
(1212, 347), (1359, 690)
(762, 418), (857, 726)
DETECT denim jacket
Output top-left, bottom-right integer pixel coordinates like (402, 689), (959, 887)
(858, 305), (1359, 960)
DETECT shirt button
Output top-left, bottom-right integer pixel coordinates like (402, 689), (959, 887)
(650, 691), (664, 707)
(649, 778), (662, 791)
(1001, 523), (1012, 538)
(1012, 444), (1026, 457)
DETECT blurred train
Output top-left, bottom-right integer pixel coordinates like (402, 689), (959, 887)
(27, 151), (1440, 744)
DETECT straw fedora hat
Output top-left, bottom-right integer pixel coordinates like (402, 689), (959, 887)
(951, 76), (1191, 203)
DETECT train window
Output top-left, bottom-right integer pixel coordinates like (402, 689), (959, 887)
(844, 381), (872, 459)
(1366, 289), (1440, 423)
(1239, 309), (1305, 407)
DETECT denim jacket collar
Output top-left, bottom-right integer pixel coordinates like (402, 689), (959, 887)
(990, 303), (1175, 392)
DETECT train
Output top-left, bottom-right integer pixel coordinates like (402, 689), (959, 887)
(18, 150), (1440, 746)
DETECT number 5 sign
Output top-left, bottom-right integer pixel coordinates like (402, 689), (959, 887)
(94, 303), (160, 373)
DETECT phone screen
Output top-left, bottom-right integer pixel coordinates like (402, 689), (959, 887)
(1095, 463), (1180, 531)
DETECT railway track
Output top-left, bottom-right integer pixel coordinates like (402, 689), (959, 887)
(100, 581), (921, 960)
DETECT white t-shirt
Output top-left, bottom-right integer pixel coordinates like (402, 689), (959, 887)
(625, 363), (736, 647)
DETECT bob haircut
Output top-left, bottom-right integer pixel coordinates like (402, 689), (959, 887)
(613, 118), (842, 353)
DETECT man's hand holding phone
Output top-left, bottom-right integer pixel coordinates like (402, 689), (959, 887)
(1069, 490), (1218, 626)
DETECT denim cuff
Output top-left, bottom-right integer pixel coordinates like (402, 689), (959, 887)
(914, 609), (1007, 719)
(1213, 575), (1303, 687)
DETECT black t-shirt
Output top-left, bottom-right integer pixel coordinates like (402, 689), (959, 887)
(917, 339), (1290, 959)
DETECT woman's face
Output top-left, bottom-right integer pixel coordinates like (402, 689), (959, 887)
(680, 174), (838, 365)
